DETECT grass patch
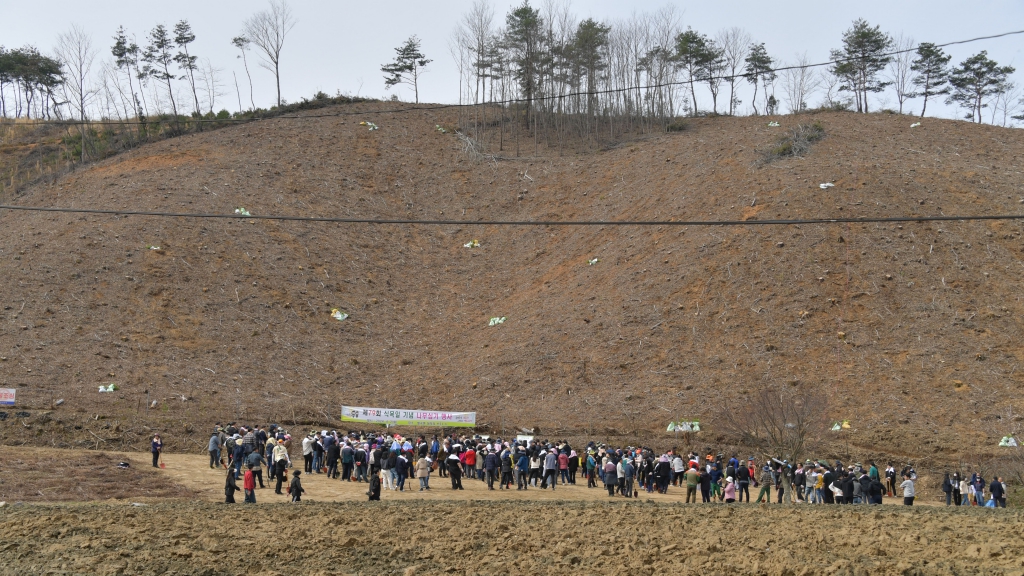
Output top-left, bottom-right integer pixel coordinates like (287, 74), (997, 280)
(760, 121), (825, 165)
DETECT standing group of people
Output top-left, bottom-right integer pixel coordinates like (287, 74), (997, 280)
(942, 472), (1008, 508)
(188, 426), (1012, 508)
(207, 422), (303, 504)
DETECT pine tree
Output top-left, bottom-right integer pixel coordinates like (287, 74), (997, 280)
(142, 24), (179, 119)
(910, 43), (951, 118)
(948, 51), (1015, 123)
(830, 19), (892, 113)
(743, 42), (775, 116)
(380, 35), (432, 104)
(173, 20), (200, 116)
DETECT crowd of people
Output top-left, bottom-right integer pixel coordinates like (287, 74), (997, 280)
(196, 423), (1010, 508)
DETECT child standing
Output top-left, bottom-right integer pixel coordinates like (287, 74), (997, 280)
(289, 470), (305, 502)
(243, 464), (256, 503)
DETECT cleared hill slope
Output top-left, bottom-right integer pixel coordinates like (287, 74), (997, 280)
(1, 103), (1023, 460)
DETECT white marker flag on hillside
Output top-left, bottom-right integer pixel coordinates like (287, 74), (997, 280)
(341, 406), (476, 428)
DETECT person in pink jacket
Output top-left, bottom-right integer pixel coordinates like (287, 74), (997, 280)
(723, 476), (737, 503)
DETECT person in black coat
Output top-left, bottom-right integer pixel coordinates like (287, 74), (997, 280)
(821, 468), (836, 504)
(368, 472), (382, 501)
(326, 442), (341, 479)
(840, 473), (855, 504)
(224, 466), (238, 503)
(447, 453), (464, 490)
(859, 473), (872, 504)
(868, 477), (884, 504)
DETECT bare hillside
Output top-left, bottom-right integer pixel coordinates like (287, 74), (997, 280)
(2, 103), (1023, 461)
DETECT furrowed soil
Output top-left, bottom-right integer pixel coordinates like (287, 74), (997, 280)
(2, 499), (1023, 575)
(2, 103), (1024, 467)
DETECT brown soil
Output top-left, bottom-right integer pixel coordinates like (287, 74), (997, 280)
(2, 499), (1022, 575)
(2, 103), (1024, 467)
(0, 446), (194, 502)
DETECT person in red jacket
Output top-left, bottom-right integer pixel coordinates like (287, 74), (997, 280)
(243, 464), (257, 503)
(463, 448), (477, 479)
(558, 451), (569, 485)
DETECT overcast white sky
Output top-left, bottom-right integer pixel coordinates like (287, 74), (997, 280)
(2, 0), (1023, 119)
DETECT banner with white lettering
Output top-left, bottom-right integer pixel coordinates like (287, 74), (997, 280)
(341, 406), (476, 427)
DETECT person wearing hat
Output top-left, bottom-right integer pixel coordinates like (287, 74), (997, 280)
(723, 476), (737, 503)
(224, 464), (239, 504)
(273, 439), (290, 495)
(289, 470), (304, 502)
(736, 459), (751, 502)
(755, 465), (773, 503)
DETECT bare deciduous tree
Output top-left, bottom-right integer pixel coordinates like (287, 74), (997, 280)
(196, 57), (226, 115)
(716, 27), (751, 115)
(781, 52), (820, 114)
(243, 0), (296, 108)
(886, 33), (917, 114)
(54, 25), (96, 160)
(716, 386), (829, 462)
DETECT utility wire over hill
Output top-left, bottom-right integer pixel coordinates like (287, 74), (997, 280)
(2, 204), (1024, 228)
(7, 28), (1024, 127)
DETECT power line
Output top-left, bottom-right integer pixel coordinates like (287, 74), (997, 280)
(6, 28), (1023, 128)
(2, 204), (1023, 227)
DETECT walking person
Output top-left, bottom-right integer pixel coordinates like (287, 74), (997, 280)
(942, 472), (953, 506)
(245, 449), (266, 488)
(724, 476), (737, 503)
(959, 475), (970, 506)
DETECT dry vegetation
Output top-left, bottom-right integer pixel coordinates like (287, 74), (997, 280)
(1, 103), (1024, 474)
(0, 446), (194, 502)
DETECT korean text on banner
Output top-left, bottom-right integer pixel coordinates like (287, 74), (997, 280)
(0, 388), (15, 406)
(340, 406), (476, 428)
